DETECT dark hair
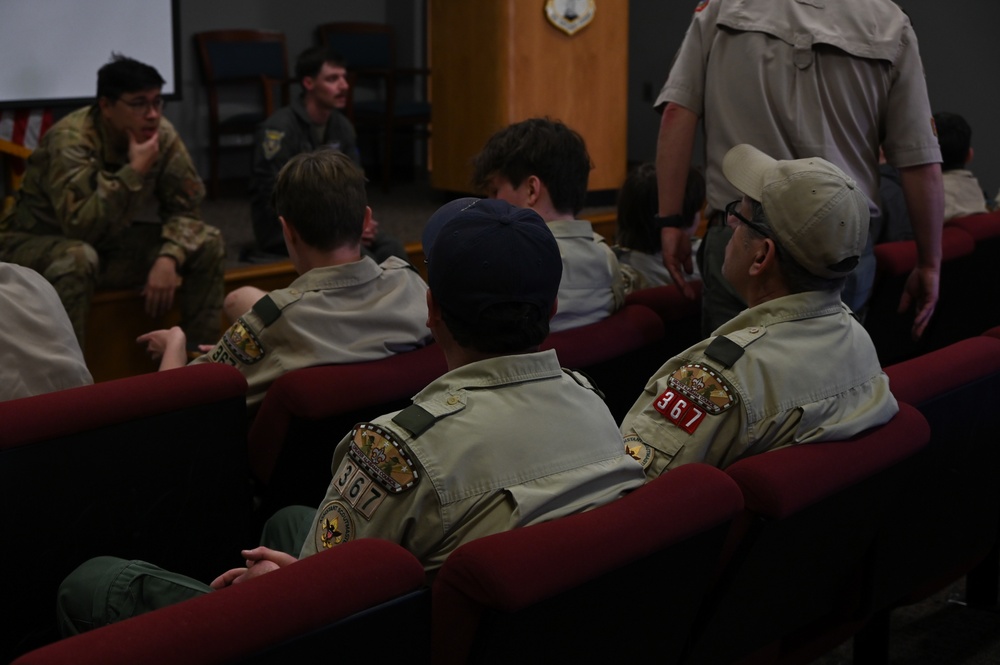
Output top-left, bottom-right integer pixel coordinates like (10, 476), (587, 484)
(295, 46), (347, 83)
(741, 200), (846, 294)
(615, 163), (705, 252)
(271, 148), (366, 251)
(472, 118), (592, 215)
(96, 53), (165, 101)
(934, 111), (973, 171)
(441, 302), (550, 354)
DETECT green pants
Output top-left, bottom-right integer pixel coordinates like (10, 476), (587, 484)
(0, 222), (225, 347)
(57, 506), (314, 637)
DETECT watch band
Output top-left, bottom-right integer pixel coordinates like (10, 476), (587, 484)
(653, 214), (688, 229)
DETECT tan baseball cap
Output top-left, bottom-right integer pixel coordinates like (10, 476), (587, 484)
(722, 144), (870, 279)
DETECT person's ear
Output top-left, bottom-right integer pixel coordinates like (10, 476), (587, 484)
(524, 175), (543, 207)
(302, 76), (316, 93)
(279, 216), (297, 245)
(749, 238), (775, 276)
(549, 298), (559, 321)
(426, 289), (442, 329)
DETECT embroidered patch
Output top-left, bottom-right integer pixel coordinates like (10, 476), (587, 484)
(314, 500), (354, 551)
(332, 454), (389, 520)
(544, 0), (596, 36)
(695, 0), (710, 12)
(624, 433), (654, 470)
(652, 364), (736, 434)
(220, 318), (264, 365)
(348, 423), (418, 494)
(262, 130), (284, 160)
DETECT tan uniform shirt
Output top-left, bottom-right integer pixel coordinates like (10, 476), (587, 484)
(621, 290), (898, 478)
(615, 239), (703, 291)
(192, 256), (430, 409)
(2, 105), (213, 268)
(0, 262), (92, 400)
(548, 219), (626, 332)
(657, 0), (942, 214)
(300, 349), (645, 572)
(942, 170), (988, 221)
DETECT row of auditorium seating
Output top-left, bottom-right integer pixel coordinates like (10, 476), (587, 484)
(4, 213), (999, 660)
(865, 210), (1000, 365)
(12, 329), (1000, 663)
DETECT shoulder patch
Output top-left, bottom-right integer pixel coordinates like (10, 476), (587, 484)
(252, 294), (282, 326)
(705, 336), (745, 368)
(331, 455), (389, 520)
(348, 423), (419, 494)
(392, 405), (437, 438)
(221, 318), (264, 364)
(262, 130), (284, 160)
(624, 433), (654, 470)
(651, 364), (736, 434)
(313, 500), (355, 550)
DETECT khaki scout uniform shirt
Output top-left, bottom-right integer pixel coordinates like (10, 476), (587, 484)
(621, 290), (898, 478)
(942, 170), (988, 221)
(192, 256), (430, 409)
(657, 0), (942, 215)
(0, 263), (92, 401)
(548, 219), (627, 332)
(299, 349), (645, 572)
(1, 106), (214, 268)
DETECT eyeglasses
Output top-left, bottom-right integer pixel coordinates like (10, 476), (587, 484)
(118, 96), (164, 115)
(725, 200), (770, 237)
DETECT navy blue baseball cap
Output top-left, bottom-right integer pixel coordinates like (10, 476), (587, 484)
(421, 197), (562, 326)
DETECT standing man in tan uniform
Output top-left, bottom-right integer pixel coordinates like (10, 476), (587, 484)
(623, 145), (898, 477)
(654, 0), (943, 336)
(138, 148), (430, 411)
(57, 197), (644, 634)
(0, 54), (224, 347)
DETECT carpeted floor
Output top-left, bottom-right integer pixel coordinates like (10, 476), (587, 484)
(809, 579), (1000, 664)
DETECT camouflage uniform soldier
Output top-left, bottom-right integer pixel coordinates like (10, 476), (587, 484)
(0, 54), (224, 346)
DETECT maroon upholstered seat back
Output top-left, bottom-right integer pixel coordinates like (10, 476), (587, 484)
(432, 463), (743, 664)
(540, 303), (665, 422)
(0, 364), (250, 661)
(684, 404), (930, 664)
(12, 539), (429, 665)
(866, 226), (976, 365)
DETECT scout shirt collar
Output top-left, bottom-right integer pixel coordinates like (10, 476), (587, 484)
(712, 289), (847, 338)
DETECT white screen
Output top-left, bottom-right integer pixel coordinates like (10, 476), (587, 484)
(0, 0), (178, 106)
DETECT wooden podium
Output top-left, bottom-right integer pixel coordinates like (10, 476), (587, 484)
(429, 0), (628, 193)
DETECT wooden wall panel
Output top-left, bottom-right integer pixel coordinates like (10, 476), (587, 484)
(431, 0), (628, 193)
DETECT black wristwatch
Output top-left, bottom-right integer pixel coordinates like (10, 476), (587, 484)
(653, 214), (688, 229)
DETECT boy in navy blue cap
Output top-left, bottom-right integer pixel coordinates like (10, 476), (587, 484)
(57, 198), (644, 634)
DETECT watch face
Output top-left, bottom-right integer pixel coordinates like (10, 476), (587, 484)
(544, 0), (596, 36)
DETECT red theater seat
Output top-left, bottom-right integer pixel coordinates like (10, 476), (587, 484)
(12, 539), (429, 665)
(432, 463), (743, 665)
(0, 364), (250, 661)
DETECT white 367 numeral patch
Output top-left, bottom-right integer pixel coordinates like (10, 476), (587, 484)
(653, 388), (707, 434)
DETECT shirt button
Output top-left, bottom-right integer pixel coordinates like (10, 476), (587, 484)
(446, 396), (459, 405)
(749, 327), (760, 334)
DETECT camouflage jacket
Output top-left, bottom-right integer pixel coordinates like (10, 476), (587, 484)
(1, 105), (210, 267)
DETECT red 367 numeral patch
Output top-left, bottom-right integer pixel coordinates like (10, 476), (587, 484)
(653, 388), (707, 434)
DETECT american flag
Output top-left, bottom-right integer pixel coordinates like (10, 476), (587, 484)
(0, 108), (53, 174)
